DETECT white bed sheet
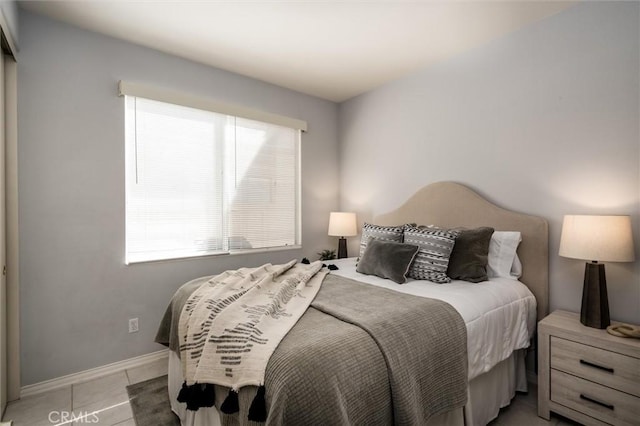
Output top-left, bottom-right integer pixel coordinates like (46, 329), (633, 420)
(328, 258), (537, 380)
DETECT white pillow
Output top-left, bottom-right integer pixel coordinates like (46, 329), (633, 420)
(511, 253), (523, 279)
(487, 231), (522, 279)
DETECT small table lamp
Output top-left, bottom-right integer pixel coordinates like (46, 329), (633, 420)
(559, 215), (635, 329)
(328, 212), (357, 259)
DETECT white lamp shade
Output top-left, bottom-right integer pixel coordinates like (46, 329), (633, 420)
(328, 212), (357, 237)
(559, 215), (635, 262)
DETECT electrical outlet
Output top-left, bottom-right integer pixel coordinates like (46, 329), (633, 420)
(129, 318), (139, 333)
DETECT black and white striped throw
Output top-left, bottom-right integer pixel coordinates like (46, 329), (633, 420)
(177, 260), (327, 419)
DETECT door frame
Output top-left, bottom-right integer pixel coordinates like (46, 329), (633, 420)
(4, 50), (18, 404)
(0, 8), (19, 406)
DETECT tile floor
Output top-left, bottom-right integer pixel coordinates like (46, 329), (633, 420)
(2, 357), (167, 426)
(488, 387), (581, 426)
(3, 361), (580, 426)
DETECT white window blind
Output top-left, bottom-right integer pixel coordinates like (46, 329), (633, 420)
(125, 96), (301, 263)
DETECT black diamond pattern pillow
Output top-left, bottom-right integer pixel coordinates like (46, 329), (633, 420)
(404, 225), (459, 283)
(358, 223), (405, 259)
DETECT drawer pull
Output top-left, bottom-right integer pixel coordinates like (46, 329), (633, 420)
(579, 359), (614, 373)
(579, 394), (614, 410)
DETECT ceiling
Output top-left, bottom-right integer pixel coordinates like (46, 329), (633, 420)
(20, 1), (576, 102)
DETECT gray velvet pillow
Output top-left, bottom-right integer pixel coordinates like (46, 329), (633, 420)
(447, 227), (495, 283)
(356, 239), (419, 284)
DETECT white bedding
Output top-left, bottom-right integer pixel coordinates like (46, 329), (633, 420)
(328, 257), (537, 380)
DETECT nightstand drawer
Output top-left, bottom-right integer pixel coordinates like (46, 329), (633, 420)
(551, 370), (640, 426)
(551, 336), (640, 397)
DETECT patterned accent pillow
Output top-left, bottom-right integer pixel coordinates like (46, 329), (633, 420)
(404, 225), (459, 283)
(358, 223), (405, 259)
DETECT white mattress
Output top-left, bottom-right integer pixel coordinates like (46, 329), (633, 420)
(328, 258), (537, 380)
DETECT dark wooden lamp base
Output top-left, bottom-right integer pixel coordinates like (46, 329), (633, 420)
(337, 238), (348, 259)
(580, 262), (610, 329)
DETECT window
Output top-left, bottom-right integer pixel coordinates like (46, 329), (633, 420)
(124, 94), (302, 263)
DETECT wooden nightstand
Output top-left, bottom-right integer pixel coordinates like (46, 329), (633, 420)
(538, 310), (640, 426)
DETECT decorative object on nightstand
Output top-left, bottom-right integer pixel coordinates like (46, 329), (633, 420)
(538, 310), (640, 425)
(328, 212), (357, 259)
(606, 323), (640, 339)
(317, 249), (336, 261)
(559, 215), (635, 329)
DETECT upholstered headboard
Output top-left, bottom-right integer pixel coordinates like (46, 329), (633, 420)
(374, 181), (549, 322)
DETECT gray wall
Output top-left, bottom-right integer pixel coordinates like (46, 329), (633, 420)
(19, 10), (339, 385)
(0, 0), (18, 48)
(339, 2), (640, 324)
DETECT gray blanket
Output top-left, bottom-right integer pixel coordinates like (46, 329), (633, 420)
(156, 273), (468, 425)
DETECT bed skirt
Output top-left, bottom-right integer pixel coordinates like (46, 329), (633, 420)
(167, 349), (527, 426)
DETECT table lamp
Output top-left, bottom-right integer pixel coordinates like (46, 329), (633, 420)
(328, 212), (357, 259)
(559, 215), (635, 329)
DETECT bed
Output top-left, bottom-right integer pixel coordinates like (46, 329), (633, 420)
(158, 181), (549, 426)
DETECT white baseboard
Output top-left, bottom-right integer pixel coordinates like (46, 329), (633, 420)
(20, 349), (169, 399)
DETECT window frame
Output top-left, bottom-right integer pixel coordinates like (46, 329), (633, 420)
(120, 82), (305, 265)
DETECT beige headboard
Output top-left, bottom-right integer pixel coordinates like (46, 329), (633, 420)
(374, 181), (549, 322)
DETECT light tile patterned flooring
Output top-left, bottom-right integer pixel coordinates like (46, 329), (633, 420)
(3, 360), (580, 426)
(2, 357), (167, 426)
(487, 387), (580, 426)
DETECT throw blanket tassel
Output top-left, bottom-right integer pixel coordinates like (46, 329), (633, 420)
(177, 381), (215, 411)
(178, 381), (201, 411)
(185, 385), (201, 411)
(199, 384), (216, 408)
(220, 389), (240, 414)
(247, 385), (267, 422)
(177, 381), (190, 403)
